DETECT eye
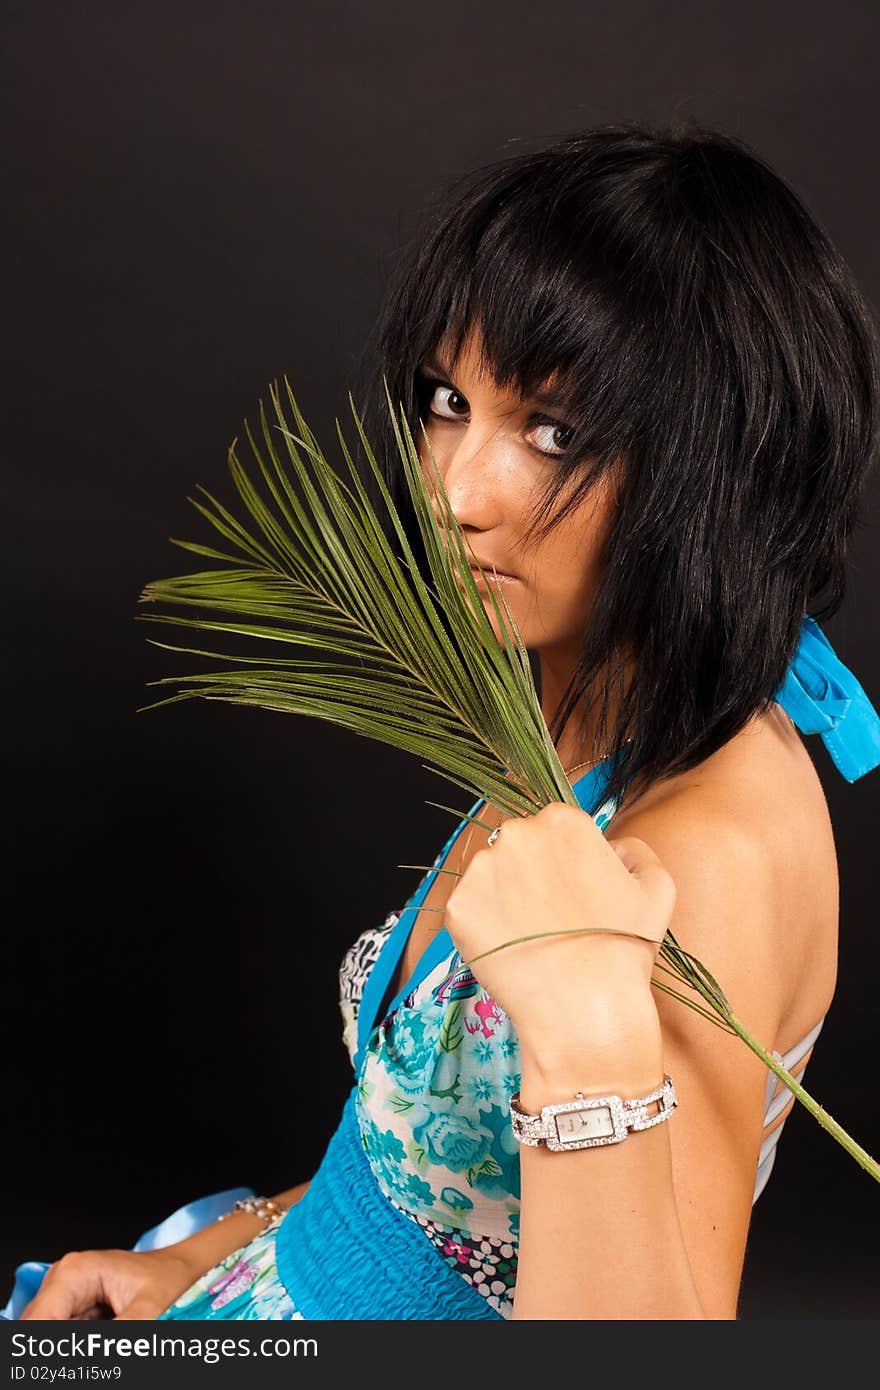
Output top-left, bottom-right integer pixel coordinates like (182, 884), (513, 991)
(524, 417), (575, 459)
(421, 379), (470, 420)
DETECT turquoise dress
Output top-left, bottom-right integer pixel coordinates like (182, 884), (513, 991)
(3, 616), (879, 1321)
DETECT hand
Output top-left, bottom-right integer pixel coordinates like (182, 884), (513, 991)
(19, 1246), (200, 1320)
(444, 801), (676, 1045)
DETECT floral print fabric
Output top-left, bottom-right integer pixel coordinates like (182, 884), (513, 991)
(158, 1219), (303, 1320)
(356, 962), (524, 1242)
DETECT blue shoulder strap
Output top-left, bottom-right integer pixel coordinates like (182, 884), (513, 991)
(774, 615), (880, 782)
(353, 800), (484, 1073)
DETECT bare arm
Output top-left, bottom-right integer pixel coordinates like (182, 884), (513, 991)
(514, 1008), (706, 1319)
(511, 802), (782, 1321)
(162, 1177), (312, 1281)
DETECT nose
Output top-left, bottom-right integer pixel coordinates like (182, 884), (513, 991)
(423, 422), (507, 533)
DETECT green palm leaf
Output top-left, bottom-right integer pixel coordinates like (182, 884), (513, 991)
(137, 378), (878, 1184)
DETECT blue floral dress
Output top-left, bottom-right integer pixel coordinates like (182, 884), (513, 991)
(158, 778), (620, 1321)
(156, 770), (818, 1321)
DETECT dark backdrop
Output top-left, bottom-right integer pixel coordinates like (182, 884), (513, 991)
(4, 1), (879, 1318)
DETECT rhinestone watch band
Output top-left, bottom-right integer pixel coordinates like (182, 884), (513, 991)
(510, 1075), (677, 1151)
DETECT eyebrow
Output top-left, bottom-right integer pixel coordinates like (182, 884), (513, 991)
(419, 356), (566, 412)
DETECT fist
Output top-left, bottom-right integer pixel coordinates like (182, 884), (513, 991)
(19, 1246), (198, 1321)
(444, 801), (676, 1040)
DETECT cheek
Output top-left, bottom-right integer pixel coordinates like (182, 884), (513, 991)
(530, 535), (602, 621)
(520, 488), (616, 636)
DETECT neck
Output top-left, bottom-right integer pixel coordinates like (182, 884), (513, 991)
(537, 641), (631, 774)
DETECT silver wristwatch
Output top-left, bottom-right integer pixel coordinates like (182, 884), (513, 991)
(509, 1075), (677, 1151)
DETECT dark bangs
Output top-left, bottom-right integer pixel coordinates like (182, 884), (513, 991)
(359, 135), (643, 546)
(354, 119), (880, 812)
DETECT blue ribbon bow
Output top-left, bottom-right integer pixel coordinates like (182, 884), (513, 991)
(774, 615), (880, 782)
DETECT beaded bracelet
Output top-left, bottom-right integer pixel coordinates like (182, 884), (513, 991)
(217, 1196), (287, 1228)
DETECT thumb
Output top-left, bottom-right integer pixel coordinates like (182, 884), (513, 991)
(609, 833), (664, 876)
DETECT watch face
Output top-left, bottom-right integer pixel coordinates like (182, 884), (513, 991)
(554, 1105), (615, 1144)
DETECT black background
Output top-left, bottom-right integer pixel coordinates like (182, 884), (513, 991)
(4, 1), (879, 1317)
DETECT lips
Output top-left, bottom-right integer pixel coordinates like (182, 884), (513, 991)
(468, 563), (518, 584)
(468, 558), (518, 579)
(443, 543), (520, 587)
(454, 561), (520, 589)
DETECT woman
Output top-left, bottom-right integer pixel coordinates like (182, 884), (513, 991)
(11, 120), (880, 1320)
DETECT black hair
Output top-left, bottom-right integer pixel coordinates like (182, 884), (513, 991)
(354, 118), (880, 812)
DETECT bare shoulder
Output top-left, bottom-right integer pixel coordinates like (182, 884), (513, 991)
(609, 702), (839, 1047)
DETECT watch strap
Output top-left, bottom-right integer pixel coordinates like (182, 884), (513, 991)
(510, 1075), (677, 1151)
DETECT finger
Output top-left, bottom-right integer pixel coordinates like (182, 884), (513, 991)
(20, 1258), (100, 1320)
(20, 1288), (81, 1320)
(78, 1304), (110, 1320)
(116, 1295), (165, 1321)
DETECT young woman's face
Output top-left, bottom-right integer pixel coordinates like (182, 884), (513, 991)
(415, 323), (619, 659)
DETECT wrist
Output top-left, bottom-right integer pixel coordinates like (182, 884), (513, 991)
(517, 1009), (664, 1111)
(507, 946), (658, 1036)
